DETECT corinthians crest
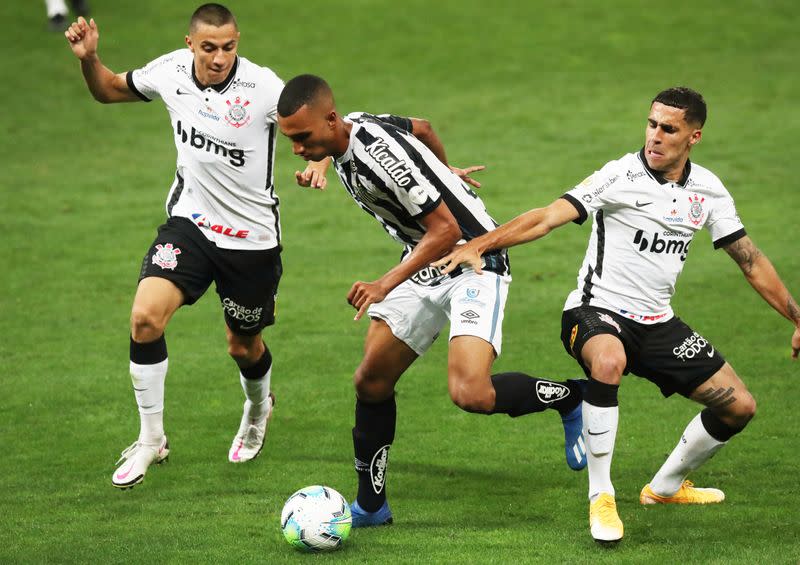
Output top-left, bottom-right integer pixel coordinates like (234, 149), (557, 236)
(225, 96), (251, 128)
(688, 194), (706, 226)
(152, 243), (181, 270)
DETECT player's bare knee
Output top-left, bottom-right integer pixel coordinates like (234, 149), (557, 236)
(588, 352), (625, 384)
(732, 393), (757, 427)
(449, 383), (493, 414)
(353, 368), (393, 402)
(130, 308), (166, 343)
(227, 342), (250, 362)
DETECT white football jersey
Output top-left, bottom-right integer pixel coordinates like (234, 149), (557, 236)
(562, 150), (745, 323)
(127, 49), (284, 250)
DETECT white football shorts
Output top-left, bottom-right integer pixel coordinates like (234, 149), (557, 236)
(367, 270), (511, 356)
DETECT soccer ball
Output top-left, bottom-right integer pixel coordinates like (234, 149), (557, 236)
(280, 485), (352, 552)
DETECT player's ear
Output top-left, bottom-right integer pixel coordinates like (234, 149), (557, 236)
(689, 129), (702, 147)
(326, 110), (337, 128)
(185, 35), (193, 51)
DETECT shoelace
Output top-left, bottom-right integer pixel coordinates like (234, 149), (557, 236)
(242, 423), (265, 446)
(595, 497), (620, 522)
(116, 441), (141, 465)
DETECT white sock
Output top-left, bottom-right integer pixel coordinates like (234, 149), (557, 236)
(130, 359), (167, 444)
(649, 413), (726, 496)
(45, 0), (69, 17)
(240, 365), (271, 423)
(584, 402), (618, 501)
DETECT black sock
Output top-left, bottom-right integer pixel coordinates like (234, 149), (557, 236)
(353, 395), (396, 512)
(130, 334), (167, 364)
(490, 372), (582, 417)
(585, 377), (619, 407)
(700, 408), (744, 442)
(239, 343), (272, 377)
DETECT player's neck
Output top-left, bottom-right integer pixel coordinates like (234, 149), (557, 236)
(331, 120), (352, 159)
(662, 158), (689, 182)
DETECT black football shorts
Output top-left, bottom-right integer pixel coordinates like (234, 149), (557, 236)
(139, 216), (282, 336)
(560, 306), (725, 397)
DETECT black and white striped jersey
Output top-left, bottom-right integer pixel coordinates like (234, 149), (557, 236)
(332, 112), (509, 285)
(127, 50), (284, 250)
(561, 150), (746, 323)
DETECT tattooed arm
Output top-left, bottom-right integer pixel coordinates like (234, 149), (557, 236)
(724, 235), (800, 359)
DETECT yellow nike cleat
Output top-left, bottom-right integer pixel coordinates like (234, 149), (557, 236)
(589, 493), (624, 542)
(640, 480), (725, 505)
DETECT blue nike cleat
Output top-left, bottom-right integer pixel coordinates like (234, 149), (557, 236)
(350, 499), (393, 528)
(561, 379), (588, 471)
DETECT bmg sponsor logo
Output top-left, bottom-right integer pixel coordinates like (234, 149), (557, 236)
(175, 120), (245, 167)
(633, 230), (691, 261)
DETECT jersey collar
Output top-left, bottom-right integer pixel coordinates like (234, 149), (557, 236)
(637, 147), (691, 187)
(191, 56), (239, 93)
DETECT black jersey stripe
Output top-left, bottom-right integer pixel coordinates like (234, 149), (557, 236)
(380, 126), (490, 239)
(266, 124), (275, 191)
(353, 154), (433, 224)
(355, 113), (413, 133)
(579, 210), (605, 304)
(352, 126), (440, 218)
(580, 265), (595, 305)
(594, 210), (606, 277)
(378, 126), (510, 275)
(338, 158), (422, 245)
(265, 124), (280, 243)
(166, 172), (184, 216)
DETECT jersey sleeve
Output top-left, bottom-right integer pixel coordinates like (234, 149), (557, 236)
(706, 184), (746, 249)
(561, 160), (623, 225)
(126, 52), (178, 102)
(372, 114), (413, 133)
(260, 67), (285, 123)
(355, 123), (442, 218)
(347, 112), (413, 133)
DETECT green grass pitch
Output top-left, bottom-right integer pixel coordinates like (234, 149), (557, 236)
(1, 1), (799, 563)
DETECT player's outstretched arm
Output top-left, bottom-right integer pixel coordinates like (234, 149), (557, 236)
(295, 157), (330, 190)
(347, 202), (461, 320)
(65, 17), (139, 103)
(724, 235), (800, 359)
(433, 197), (579, 275)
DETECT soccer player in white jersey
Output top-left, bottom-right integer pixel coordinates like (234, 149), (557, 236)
(435, 87), (800, 543)
(276, 74), (589, 528)
(64, 4), (326, 489)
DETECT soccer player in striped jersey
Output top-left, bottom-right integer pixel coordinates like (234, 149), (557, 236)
(277, 74), (588, 527)
(65, 4), (327, 489)
(435, 87), (800, 543)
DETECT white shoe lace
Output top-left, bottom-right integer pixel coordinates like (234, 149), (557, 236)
(241, 421), (266, 448)
(116, 441), (141, 465)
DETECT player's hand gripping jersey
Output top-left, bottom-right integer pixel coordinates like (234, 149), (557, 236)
(127, 49), (284, 250)
(562, 150), (745, 323)
(332, 112), (509, 285)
